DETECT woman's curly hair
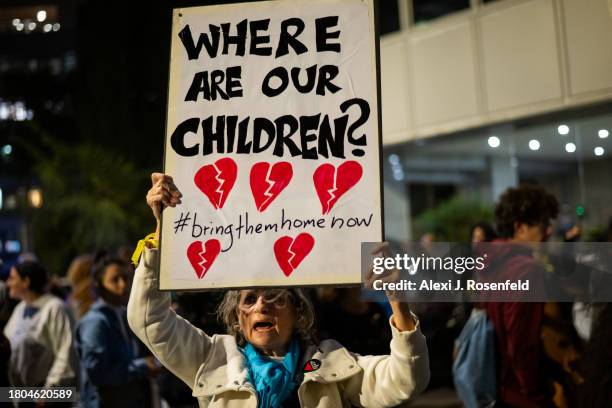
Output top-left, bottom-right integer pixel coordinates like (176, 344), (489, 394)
(218, 289), (317, 347)
(494, 184), (559, 238)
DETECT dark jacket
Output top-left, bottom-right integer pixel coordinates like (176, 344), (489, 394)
(75, 299), (150, 408)
(477, 241), (554, 408)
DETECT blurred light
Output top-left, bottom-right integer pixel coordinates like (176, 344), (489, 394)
(487, 136), (500, 148)
(14, 103), (27, 121)
(28, 188), (43, 208)
(43, 23), (52, 33)
(5, 240), (21, 254)
(388, 154), (400, 165)
(558, 125), (570, 135)
(27, 22), (36, 31)
(576, 205), (585, 217)
(0, 188), (2, 210)
(12, 18), (21, 26)
(594, 146), (605, 156)
(1, 145), (12, 156)
(65, 53), (77, 71)
(37, 10), (47, 22)
(16, 23), (24, 31)
(565, 142), (576, 153)
(599, 129), (609, 139)
(0, 103), (8, 120)
(0, 102), (34, 122)
(52, 23), (61, 32)
(528, 139), (540, 151)
(5, 195), (17, 210)
(510, 157), (518, 168)
(392, 169), (405, 181)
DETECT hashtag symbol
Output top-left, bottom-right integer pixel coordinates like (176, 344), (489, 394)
(174, 212), (191, 234)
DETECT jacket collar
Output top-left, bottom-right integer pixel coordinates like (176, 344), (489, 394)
(30, 293), (54, 309)
(192, 337), (361, 398)
(92, 298), (126, 312)
(300, 342), (361, 384)
(192, 336), (251, 398)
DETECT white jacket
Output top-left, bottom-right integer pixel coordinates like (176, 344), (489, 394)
(128, 248), (430, 407)
(4, 293), (79, 387)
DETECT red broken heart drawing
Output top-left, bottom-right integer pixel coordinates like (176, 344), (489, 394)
(187, 239), (221, 279)
(194, 157), (237, 209)
(313, 161), (363, 215)
(274, 233), (315, 277)
(250, 161), (293, 212)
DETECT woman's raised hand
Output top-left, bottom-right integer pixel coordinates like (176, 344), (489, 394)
(146, 173), (182, 223)
(366, 242), (416, 332)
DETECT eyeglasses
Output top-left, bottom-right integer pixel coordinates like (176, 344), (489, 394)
(238, 290), (292, 313)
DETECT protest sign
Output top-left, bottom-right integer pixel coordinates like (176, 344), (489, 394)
(159, 0), (383, 290)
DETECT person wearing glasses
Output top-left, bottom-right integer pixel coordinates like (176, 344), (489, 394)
(127, 173), (429, 408)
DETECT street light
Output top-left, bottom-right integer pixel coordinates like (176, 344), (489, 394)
(37, 10), (47, 22)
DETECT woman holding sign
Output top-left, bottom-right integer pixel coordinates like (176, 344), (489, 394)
(127, 173), (429, 407)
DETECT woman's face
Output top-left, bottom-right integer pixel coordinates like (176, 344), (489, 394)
(472, 226), (486, 243)
(237, 290), (296, 356)
(100, 264), (130, 305)
(7, 267), (28, 300)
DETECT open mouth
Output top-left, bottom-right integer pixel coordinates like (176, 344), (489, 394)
(253, 321), (274, 332)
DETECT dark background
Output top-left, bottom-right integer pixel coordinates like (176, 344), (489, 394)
(0, 0), (399, 275)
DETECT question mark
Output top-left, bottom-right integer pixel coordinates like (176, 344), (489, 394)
(340, 98), (370, 157)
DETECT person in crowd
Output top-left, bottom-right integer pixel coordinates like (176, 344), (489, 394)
(470, 221), (497, 244)
(156, 292), (225, 408)
(562, 225), (581, 242)
(127, 172), (430, 408)
(464, 220), (497, 282)
(66, 254), (95, 319)
(478, 184), (559, 407)
(578, 303), (612, 407)
(0, 278), (14, 387)
(316, 287), (391, 356)
(76, 255), (160, 408)
(0, 276), (18, 331)
(3, 261), (79, 388)
(117, 245), (135, 264)
(0, 331), (9, 387)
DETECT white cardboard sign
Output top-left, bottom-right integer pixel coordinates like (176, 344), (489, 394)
(160, 0), (382, 290)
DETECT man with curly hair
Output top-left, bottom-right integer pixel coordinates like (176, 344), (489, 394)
(481, 184), (559, 408)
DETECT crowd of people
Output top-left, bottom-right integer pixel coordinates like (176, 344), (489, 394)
(0, 180), (611, 408)
(0, 250), (161, 408)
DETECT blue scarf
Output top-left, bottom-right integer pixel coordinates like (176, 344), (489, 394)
(242, 339), (300, 408)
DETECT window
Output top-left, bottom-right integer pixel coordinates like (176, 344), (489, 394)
(412, 0), (470, 25)
(376, 0), (400, 35)
(384, 104), (612, 241)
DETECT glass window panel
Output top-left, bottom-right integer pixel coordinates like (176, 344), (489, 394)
(412, 0), (470, 25)
(376, 0), (400, 35)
